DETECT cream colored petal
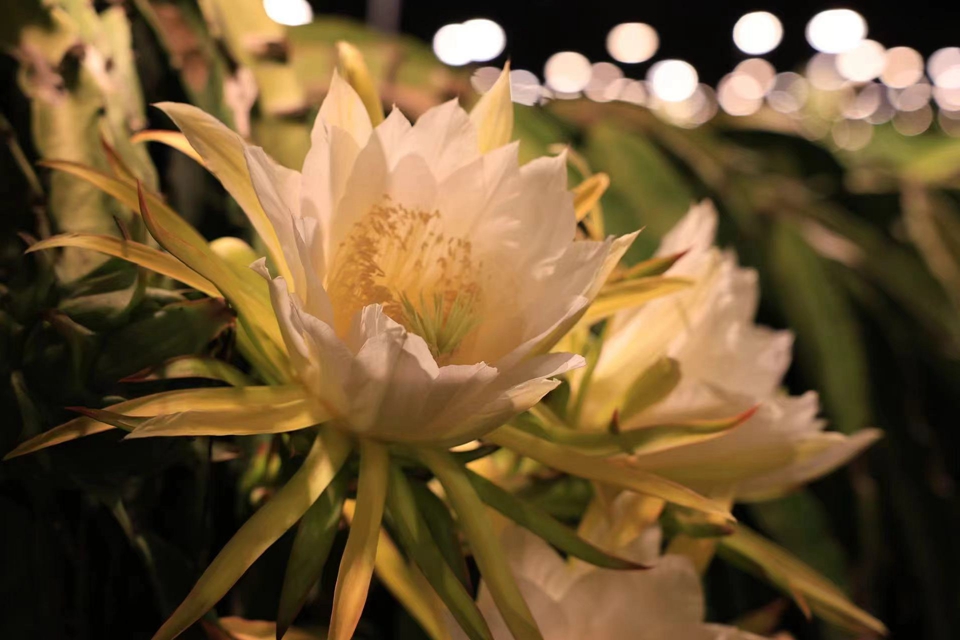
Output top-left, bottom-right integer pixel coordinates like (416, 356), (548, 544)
(736, 428), (882, 502)
(318, 70), (373, 148)
(326, 133), (389, 263)
(377, 107), (413, 167)
(656, 200), (719, 258)
(511, 152), (577, 265)
(470, 64), (514, 154)
(398, 99), (479, 180)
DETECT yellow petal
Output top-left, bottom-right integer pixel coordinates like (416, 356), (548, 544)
(343, 501), (451, 640)
(335, 41), (384, 126)
(151, 430), (351, 640)
(419, 448), (544, 640)
(486, 425), (733, 520)
(572, 173), (610, 222)
(153, 102), (293, 285)
(470, 63), (514, 153)
(584, 276), (693, 325)
(329, 440), (390, 640)
(124, 398), (330, 439)
(130, 130), (204, 165)
(27, 233), (218, 297)
(719, 524), (887, 635)
(3, 386), (307, 459)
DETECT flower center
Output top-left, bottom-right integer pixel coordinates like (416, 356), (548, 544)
(327, 196), (482, 362)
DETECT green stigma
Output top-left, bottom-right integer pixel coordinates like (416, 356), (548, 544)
(400, 291), (480, 362)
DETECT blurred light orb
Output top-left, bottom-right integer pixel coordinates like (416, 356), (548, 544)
(433, 24), (471, 66)
(928, 47), (960, 89)
(662, 85), (717, 127)
(891, 82), (931, 112)
(585, 62), (624, 102)
(619, 80), (648, 106)
(806, 53), (847, 91)
(470, 66), (501, 94)
(881, 47), (924, 88)
(893, 105), (933, 135)
(805, 9), (867, 54)
(734, 58), (776, 97)
(934, 86), (960, 111)
(733, 11), (783, 55)
(718, 74), (762, 116)
(263, 0), (313, 27)
(606, 22), (659, 63)
(939, 111), (960, 137)
(461, 18), (506, 62)
(510, 69), (543, 106)
(544, 51), (592, 93)
(767, 72), (809, 114)
(842, 83), (883, 119)
(648, 59), (699, 102)
(832, 119), (873, 151)
(837, 40), (886, 82)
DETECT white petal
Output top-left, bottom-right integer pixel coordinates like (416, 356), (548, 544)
(657, 200), (719, 258)
(397, 99), (479, 180)
(736, 428), (882, 501)
(318, 70), (373, 147)
(300, 124), (361, 260)
(377, 107), (413, 167)
(470, 65), (514, 153)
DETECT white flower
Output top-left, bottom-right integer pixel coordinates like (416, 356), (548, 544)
(175, 70), (632, 445)
(580, 202), (880, 501)
(454, 516), (763, 640)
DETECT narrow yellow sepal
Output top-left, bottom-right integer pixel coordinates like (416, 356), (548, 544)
(470, 63), (514, 153)
(335, 41), (385, 126)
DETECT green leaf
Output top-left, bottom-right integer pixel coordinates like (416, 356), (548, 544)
(418, 448), (544, 640)
(151, 430), (351, 640)
(122, 356), (252, 387)
(619, 357), (681, 421)
(386, 464), (493, 640)
(276, 465), (349, 640)
(409, 480), (472, 590)
(467, 470), (646, 570)
(584, 276), (692, 324)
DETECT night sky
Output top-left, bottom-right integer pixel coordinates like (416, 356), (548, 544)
(315, 1), (959, 85)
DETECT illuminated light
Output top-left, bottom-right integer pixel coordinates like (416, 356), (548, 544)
(618, 80), (648, 106)
(842, 83), (883, 119)
(934, 86), (960, 111)
(806, 53), (847, 91)
(800, 116), (831, 140)
(805, 9), (867, 54)
(433, 24), (471, 66)
(509, 69), (542, 106)
(882, 47), (924, 88)
(544, 51), (592, 93)
(767, 72), (809, 114)
(929, 47), (960, 89)
(263, 0), (313, 27)
(607, 23), (659, 64)
(734, 58), (776, 97)
(661, 84), (717, 127)
(461, 18), (506, 62)
(648, 59), (698, 102)
(865, 99), (895, 125)
(832, 119), (873, 151)
(727, 73), (765, 101)
(939, 111), (960, 137)
(718, 74), (762, 116)
(836, 40), (886, 83)
(470, 66), (501, 94)
(733, 11), (783, 55)
(585, 62), (624, 102)
(893, 105), (933, 135)
(890, 82), (931, 112)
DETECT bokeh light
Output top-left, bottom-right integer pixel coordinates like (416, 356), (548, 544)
(890, 81), (931, 112)
(806, 9), (867, 54)
(934, 86), (960, 111)
(648, 60), (699, 102)
(461, 19), (506, 62)
(939, 110), (960, 137)
(718, 74), (762, 116)
(544, 52), (592, 93)
(433, 24), (471, 66)
(832, 119), (873, 150)
(928, 47), (960, 89)
(585, 62), (624, 102)
(881, 47), (924, 88)
(842, 83), (883, 119)
(733, 12), (783, 55)
(893, 104), (934, 135)
(433, 19), (506, 66)
(807, 53), (847, 91)
(767, 73), (809, 114)
(836, 40), (886, 82)
(606, 23), (659, 64)
(263, 0), (313, 27)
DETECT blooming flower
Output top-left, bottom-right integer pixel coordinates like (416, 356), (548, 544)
(156, 69), (633, 446)
(576, 201), (880, 501)
(454, 513), (763, 640)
